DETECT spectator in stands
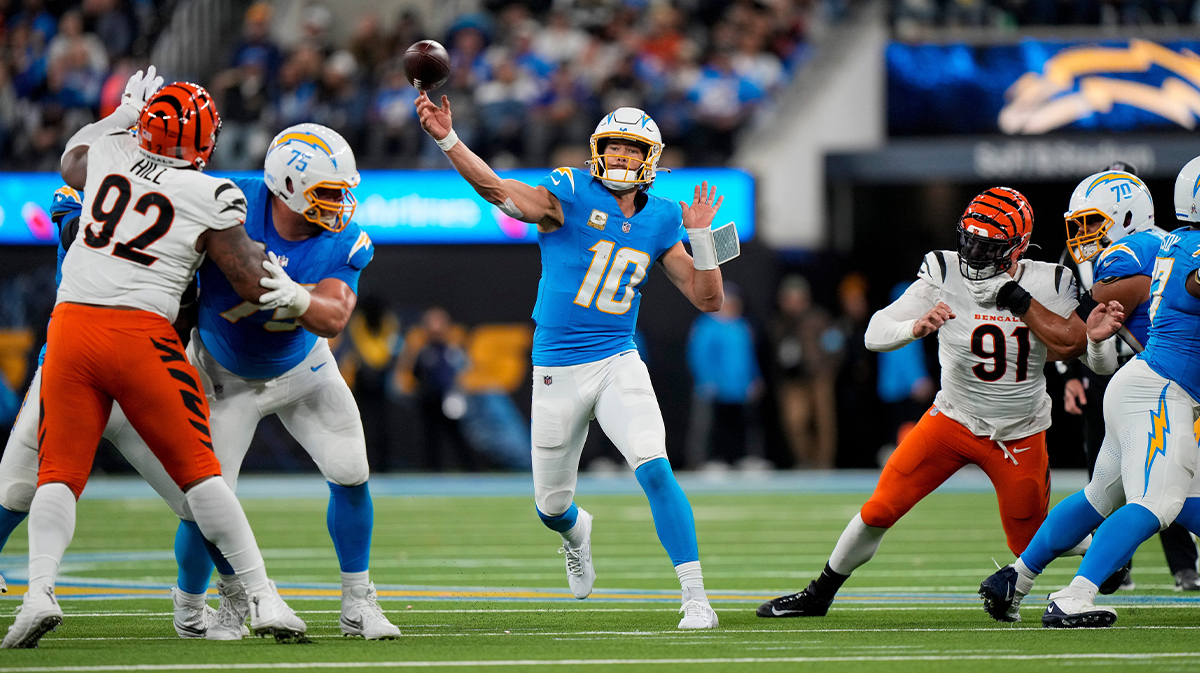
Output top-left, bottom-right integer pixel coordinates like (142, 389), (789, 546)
(369, 60), (421, 165)
(335, 296), (401, 473)
(687, 285), (763, 469)
(81, 0), (133, 62)
(768, 275), (840, 469)
(527, 64), (593, 166)
(312, 50), (367, 150)
(400, 307), (479, 472)
(12, 0), (57, 47)
(348, 13), (388, 81)
(474, 54), (538, 163)
(46, 11), (106, 75)
(688, 49), (764, 164)
(228, 3), (283, 87)
(274, 44), (321, 129)
(833, 273), (884, 468)
(535, 10), (587, 65)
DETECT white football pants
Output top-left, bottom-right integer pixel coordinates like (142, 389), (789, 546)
(531, 350), (668, 516)
(0, 366), (191, 518)
(1085, 358), (1200, 527)
(187, 333), (369, 490)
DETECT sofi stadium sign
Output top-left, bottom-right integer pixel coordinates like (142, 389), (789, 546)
(888, 39), (1200, 136)
(0, 168), (755, 245)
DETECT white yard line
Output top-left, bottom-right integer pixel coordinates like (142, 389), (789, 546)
(1, 651), (1199, 672)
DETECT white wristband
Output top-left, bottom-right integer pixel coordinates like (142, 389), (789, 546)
(436, 129), (459, 152)
(686, 227), (718, 271)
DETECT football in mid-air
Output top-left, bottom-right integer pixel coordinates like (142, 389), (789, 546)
(403, 40), (451, 91)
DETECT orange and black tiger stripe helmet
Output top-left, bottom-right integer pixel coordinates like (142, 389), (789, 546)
(137, 82), (221, 170)
(956, 187), (1034, 280)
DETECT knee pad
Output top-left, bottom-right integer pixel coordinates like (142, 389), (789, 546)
(0, 479), (35, 513)
(860, 500), (898, 529)
(624, 413), (667, 468)
(536, 489), (575, 519)
(321, 449), (370, 487)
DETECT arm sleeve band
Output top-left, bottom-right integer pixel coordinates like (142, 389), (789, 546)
(864, 279), (938, 352)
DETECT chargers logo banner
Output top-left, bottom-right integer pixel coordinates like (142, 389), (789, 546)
(888, 39), (1200, 136)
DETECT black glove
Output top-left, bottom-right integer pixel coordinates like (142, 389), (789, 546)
(997, 281), (1032, 316)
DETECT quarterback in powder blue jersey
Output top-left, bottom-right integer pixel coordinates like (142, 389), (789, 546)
(170, 124), (400, 641)
(417, 95), (728, 629)
(981, 161), (1200, 628)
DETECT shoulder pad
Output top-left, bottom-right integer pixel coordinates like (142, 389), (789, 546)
(346, 229), (373, 270)
(214, 180), (248, 218)
(917, 250), (950, 287)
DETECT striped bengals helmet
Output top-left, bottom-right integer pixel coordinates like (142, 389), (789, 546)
(956, 187), (1034, 280)
(137, 82), (221, 170)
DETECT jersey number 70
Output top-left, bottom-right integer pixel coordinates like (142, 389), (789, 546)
(573, 241), (651, 315)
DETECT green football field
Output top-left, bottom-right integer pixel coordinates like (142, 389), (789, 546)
(0, 476), (1197, 672)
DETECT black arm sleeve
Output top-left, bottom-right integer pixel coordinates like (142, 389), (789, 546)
(1074, 287), (1099, 322)
(58, 212), (80, 252)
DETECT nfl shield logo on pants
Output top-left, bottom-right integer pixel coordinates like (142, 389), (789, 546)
(543, 375), (553, 385)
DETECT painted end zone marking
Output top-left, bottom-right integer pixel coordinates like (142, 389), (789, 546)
(2, 653), (1200, 671)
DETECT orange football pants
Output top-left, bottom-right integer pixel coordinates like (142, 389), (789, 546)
(38, 303), (221, 498)
(861, 406), (1050, 556)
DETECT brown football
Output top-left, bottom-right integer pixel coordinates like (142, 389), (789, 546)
(403, 40), (451, 91)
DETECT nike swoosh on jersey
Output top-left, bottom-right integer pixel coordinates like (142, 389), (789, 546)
(311, 363), (326, 372)
(550, 174), (561, 185)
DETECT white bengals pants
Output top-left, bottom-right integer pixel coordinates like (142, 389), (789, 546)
(1085, 358), (1200, 527)
(0, 366), (190, 518)
(187, 333), (369, 490)
(532, 350), (668, 516)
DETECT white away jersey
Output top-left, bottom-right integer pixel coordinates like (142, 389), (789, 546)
(917, 250), (1078, 441)
(57, 130), (247, 322)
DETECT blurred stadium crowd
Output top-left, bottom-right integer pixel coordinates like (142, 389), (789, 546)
(0, 0), (835, 171)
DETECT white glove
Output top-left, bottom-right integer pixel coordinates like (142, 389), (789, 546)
(966, 274), (1011, 308)
(259, 252), (312, 317)
(121, 65), (163, 117)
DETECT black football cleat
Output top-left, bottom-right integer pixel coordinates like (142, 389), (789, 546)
(979, 565), (1023, 622)
(756, 581), (833, 618)
(1098, 561), (1133, 595)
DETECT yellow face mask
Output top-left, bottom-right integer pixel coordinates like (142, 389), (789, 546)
(588, 132), (661, 187)
(302, 181), (357, 233)
(1064, 208), (1114, 264)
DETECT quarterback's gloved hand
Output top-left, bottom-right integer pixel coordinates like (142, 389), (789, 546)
(965, 274), (1010, 308)
(259, 251), (311, 317)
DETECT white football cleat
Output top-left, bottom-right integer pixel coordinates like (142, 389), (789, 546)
(248, 580), (308, 642)
(206, 578), (251, 641)
(678, 599), (719, 629)
(0, 573), (7, 594)
(341, 583), (400, 640)
(1042, 586), (1117, 628)
(172, 587), (216, 638)
(2, 585), (63, 649)
(559, 508), (595, 599)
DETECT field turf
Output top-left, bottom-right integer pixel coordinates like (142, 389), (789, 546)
(0, 478), (1197, 671)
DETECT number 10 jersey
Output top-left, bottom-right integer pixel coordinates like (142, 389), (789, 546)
(57, 130), (248, 323)
(533, 167), (685, 367)
(915, 250), (1079, 441)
